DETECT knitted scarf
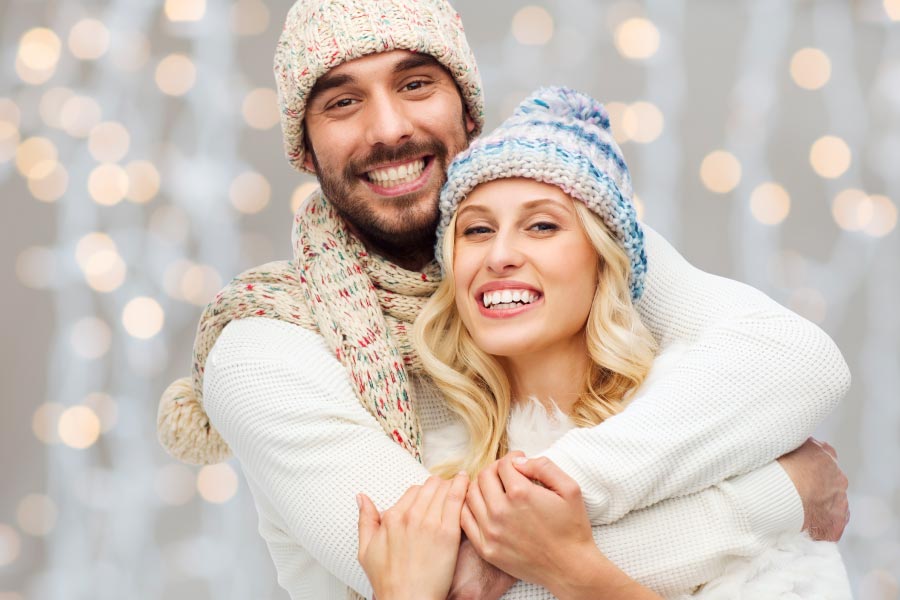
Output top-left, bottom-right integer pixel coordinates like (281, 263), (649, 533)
(157, 190), (440, 466)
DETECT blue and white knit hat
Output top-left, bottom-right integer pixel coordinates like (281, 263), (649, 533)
(436, 86), (647, 301)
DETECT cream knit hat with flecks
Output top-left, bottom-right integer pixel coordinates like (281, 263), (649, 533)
(274, 0), (485, 173)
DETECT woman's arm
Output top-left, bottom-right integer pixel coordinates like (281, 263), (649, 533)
(357, 474), (469, 600)
(542, 225), (850, 524)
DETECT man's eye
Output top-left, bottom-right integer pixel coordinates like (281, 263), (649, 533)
(328, 98), (355, 109)
(404, 80), (429, 92)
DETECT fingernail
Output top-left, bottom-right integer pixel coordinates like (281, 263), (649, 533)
(457, 470), (469, 478)
(513, 457), (527, 465)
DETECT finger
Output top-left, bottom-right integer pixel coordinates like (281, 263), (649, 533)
(820, 441), (838, 460)
(477, 460), (507, 508)
(512, 456), (579, 498)
(466, 476), (490, 526)
(460, 503), (482, 548)
(497, 454), (531, 496)
(442, 472), (469, 525)
(357, 493), (381, 555)
(416, 475), (444, 520)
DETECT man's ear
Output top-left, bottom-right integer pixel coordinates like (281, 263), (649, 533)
(465, 112), (476, 135)
(302, 148), (316, 173)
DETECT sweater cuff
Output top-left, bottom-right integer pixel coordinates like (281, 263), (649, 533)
(726, 461), (804, 540)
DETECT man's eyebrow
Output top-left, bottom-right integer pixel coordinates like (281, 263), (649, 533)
(393, 53), (444, 74)
(307, 73), (356, 105)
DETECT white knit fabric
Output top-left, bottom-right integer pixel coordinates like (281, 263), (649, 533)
(202, 225), (850, 599)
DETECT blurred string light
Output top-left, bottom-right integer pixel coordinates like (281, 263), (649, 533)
(83, 392), (118, 432)
(809, 134), (852, 178)
(121, 297), (165, 339)
(230, 170), (271, 214)
(16, 494), (57, 537)
(165, 0), (207, 22)
(0, 523), (21, 566)
(0, 98), (22, 162)
(162, 259), (224, 305)
(197, 464), (239, 504)
(511, 6), (554, 46)
(832, 189), (898, 237)
(155, 53), (197, 96)
(700, 150), (742, 194)
(31, 402), (65, 444)
(125, 160), (161, 203)
(242, 88), (280, 130)
(749, 182), (791, 225)
(60, 95), (102, 137)
(603, 101), (664, 144)
(68, 18), (110, 61)
(58, 406), (101, 449)
(885, 0), (900, 20)
(16, 28), (61, 84)
(15, 137), (58, 179)
(790, 47), (831, 90)
(614, 17), (660, 60)
(88, 122), (131, 163)
(230, 0), (270, 36)
(88, 163), (129, 205)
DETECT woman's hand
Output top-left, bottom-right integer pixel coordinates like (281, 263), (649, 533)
(461, 453), (661, 600)
(357, 473), (469, 600)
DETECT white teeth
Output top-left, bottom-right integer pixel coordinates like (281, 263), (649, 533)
(481, 289), (539, 308)
(367, 159), (425, 187)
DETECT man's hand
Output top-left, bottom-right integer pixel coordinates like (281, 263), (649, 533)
(447, 538), (517, 600)
(777, 437), (849, 541)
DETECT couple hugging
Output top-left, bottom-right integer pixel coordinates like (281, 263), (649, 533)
(158, 0), (853, 598)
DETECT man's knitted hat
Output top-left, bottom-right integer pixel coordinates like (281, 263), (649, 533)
(274, 0), (485, 173)
(436, 86), (647, 301)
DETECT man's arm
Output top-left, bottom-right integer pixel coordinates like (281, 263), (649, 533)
(542, 225), (851, 524)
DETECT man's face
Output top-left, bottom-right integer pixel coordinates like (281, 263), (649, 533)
(303, 50), (475, 255)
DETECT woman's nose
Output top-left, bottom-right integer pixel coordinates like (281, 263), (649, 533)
(485, 232), (525, 274)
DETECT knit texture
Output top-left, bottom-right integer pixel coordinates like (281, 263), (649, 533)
(158, 190), (437, 465)
(274, 0), (485, 173)
(436, 86), (646, 300)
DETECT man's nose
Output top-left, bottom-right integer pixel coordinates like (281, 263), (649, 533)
(485, 232), (525, 274)
(364, 92), (414, 147)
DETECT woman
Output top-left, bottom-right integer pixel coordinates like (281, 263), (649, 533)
(357, 87), (849, 600)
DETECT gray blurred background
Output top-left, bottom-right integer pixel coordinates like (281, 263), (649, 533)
(1, 0), (899, 598)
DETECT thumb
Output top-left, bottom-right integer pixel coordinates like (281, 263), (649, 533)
(512, 456), (579, 498)
(357, 493), (380, 553)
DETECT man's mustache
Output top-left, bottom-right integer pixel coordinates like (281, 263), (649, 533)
(348, 140), (449, 176)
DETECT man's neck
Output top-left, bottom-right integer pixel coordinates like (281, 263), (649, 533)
(344, 222), (436, 272)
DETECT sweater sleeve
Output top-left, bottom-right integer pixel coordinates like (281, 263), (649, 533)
(541, 225), (851, 524)
(203, 318), (430, 598)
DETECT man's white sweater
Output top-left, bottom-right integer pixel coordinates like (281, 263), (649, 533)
(202, 226), (850, 599)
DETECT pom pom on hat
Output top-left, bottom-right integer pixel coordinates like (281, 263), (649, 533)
(436, 86), (646, 301)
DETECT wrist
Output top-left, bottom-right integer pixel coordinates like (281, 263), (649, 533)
(543, 545), (624, 600)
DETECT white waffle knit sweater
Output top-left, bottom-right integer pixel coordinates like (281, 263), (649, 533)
(202, 226), (850, 599)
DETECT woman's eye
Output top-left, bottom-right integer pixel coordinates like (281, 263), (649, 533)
(462, 226), (492, 236)
(529, 222), (559, 232)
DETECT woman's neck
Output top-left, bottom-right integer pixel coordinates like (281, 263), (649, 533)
(500, 339), (591, 415)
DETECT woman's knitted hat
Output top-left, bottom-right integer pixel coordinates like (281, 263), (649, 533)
(436, 86), (646, 301)
(274, 0), (485, 173)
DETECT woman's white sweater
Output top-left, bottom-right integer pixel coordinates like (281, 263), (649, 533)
(202, 226), (850, 599)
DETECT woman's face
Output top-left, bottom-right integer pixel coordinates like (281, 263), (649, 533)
(453, 178), (599, 360)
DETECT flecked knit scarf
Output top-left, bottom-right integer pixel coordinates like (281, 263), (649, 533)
(157, 190), (439, 466)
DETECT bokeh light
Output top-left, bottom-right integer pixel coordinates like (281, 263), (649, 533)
(885, 0), (900, 20)
(178, 264), (223, 306)
(70, 317), (112, 359)
(88, 163), (130, 205)
(122, 297), (165, 339)
(125, 160), (161, 203)
(32, 402), (65, 444)
(832, 188), (871, 231)
(83, 392), (118, 433)
(230, 171), (271, 214)
(0, 122), (19, 163)
(15, 246), (58, 290)
(60, 95), (102, 138)
(88, 122), (131, 163)
(155, 54), (197, 96)
(15, 137), (58, 179)
(622, 101), (664, 143)
(0, 524), (21, 567)
(39, 87), (74, 128)
(750, 182), (791, 225)
(16, 28), (61, 84)
(231, 0), (271, 36)
(16, 494), (58, 537)
(242, 88), (280, 130)
(810, 135), (851, 179)
(68, 19), (110, 61)
(291, 181), (319, 213)
(864, 194), (898, 238)
(197, 464), (239, 504)
(790, 47), (831, 90)
(511, 6), (554, 46)
(155, 464), (197, 505)
(858, 569), (899, 599)
(614, 18), (660, 60)
(82, 248), (127, 292)
(27, 161), (69, 203)
(0, 98), (22, 128)
(700, 150), (742, 194)
(58, 406), (102, 449)
(165, 0), (206, 22)
(603, 101), (629, 144)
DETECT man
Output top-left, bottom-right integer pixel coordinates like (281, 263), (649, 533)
(157, 1), (851, 598)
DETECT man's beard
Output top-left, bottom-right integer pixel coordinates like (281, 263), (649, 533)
(310, 139), (451, 256)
